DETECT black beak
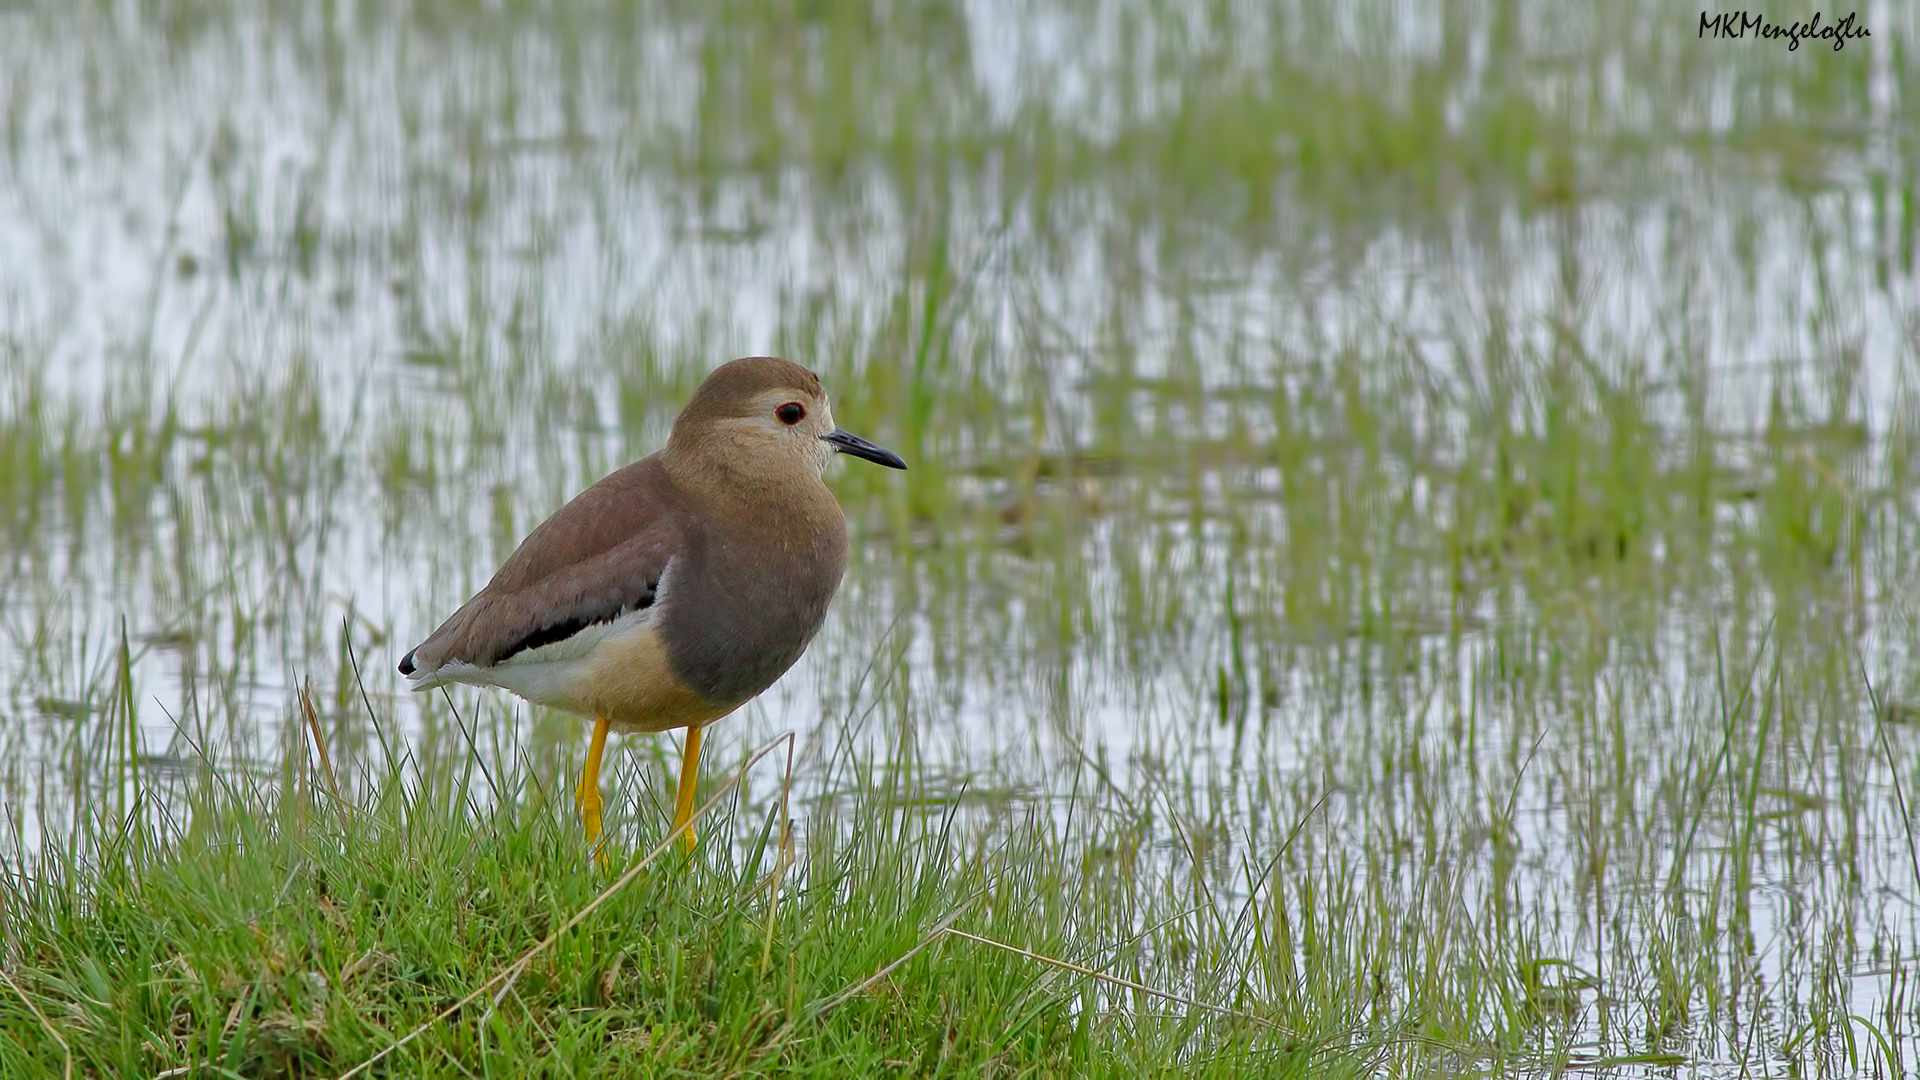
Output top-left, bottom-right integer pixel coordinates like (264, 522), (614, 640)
(822, 428), (908, 470)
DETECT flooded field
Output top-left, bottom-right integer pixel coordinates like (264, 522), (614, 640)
(1, 1), (1917, 1075)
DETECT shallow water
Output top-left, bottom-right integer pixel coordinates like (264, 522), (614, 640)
(2, 1), (1918, 1074)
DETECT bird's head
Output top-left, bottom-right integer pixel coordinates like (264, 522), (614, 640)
(668, 357), (907, 486)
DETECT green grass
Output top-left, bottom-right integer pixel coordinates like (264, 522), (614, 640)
(0, 0), (1917, 1076)
(0, 693), (1371, 1077)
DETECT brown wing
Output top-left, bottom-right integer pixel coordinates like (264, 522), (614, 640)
(401, 454), (686, 676)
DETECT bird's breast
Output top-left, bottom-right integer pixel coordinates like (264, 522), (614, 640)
(658, 508), (849, 708)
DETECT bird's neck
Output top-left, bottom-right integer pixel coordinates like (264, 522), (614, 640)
(661, 441), (841, 530)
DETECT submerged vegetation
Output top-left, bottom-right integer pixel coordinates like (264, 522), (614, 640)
(0, 0), (1917, 1075)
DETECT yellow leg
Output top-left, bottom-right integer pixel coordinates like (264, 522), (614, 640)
(672, 724), (704, 853)
(577, 716), (611, 867)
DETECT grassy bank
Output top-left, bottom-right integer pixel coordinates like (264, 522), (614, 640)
(0, 691), (1371, 1077)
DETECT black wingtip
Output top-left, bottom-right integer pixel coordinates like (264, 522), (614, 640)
(398, 649), (416, 676)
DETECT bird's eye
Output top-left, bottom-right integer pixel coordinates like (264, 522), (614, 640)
(776, 402), (805, 425)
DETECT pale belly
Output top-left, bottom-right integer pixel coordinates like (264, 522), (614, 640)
(436, 616), (738, 734)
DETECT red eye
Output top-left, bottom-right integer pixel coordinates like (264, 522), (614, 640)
(776, 402), (805, 425)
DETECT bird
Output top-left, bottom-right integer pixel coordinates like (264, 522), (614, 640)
(398, 356), (907, 858)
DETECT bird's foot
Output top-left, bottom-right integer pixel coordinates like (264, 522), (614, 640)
(577, 785), (609, 869)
